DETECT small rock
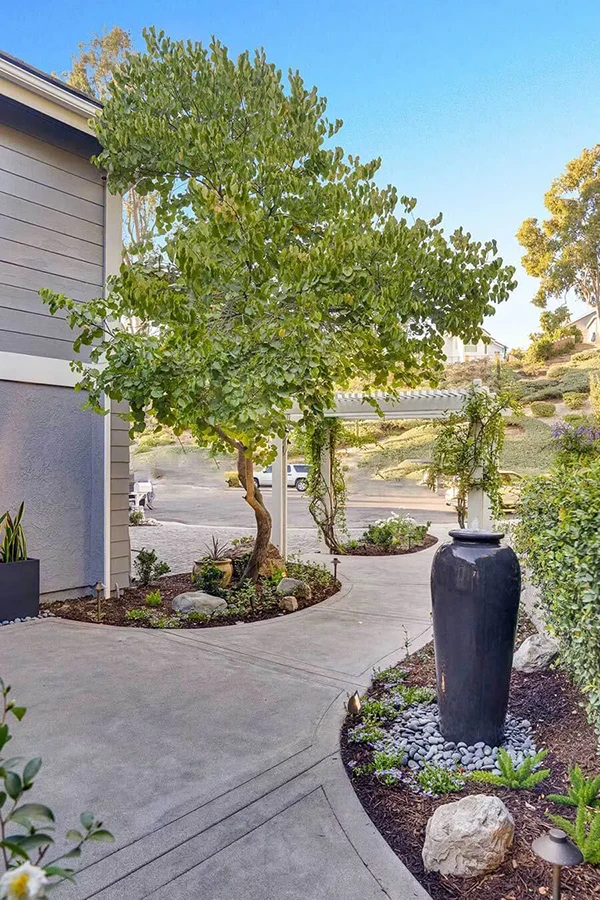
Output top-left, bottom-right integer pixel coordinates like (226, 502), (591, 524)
(276, 577), (311, 600)
(171, 591), (227, 615)
(422, 795), (514, 877)
(279, 595), (298, 613)
(513, 632), (559, 673)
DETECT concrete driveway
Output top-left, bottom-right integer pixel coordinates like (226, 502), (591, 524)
(0, 532), (448, 899)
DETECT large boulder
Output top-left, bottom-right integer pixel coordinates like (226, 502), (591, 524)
(229, 541), (285, 577)
(513, 631), (559, 673)
(422, 795), (514, 877)
(171, 591), (227, 616)
(276, 577), (311, 601)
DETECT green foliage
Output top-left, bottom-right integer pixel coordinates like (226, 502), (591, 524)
(129, 508), (145, 526)
(563, 391), (587, 409)
(515, 460), (600, 735)
(590, 372), (600, 422)
(517, 146), (600, 311)
(224, 470), (241, 487)
(546, 363), (570, 378)
(360, 697), (399, 724)
(427, 384), (518, 527)
(0, 503), (27, 563)
(469, 748), (550, 789)
(516, 378), (560, 401)
(523, 305), (581, 366)
(194, 561), (226, 597)
(547, 766), (600, 809)
(548, 805), (600, 864)
(145, 590), (162, 607)
(125, 608), (154, 622)
(306, 418), (347, 553)
(398, 685), (436, 706)
(372, 665), (407, 686)
(573, 348), (600, 362)
(551, 421), (600, 466)
(530, 401), (555, 417)
(560, 370), (590, 394)
(133, 548), (170, 586)
(0, 677), (113, 887)
(359, 512), (429, 549)
(185, 611), (210, 624)
(42, 28), (515, 577)
(285, 557), (332, 586)
(415, 765), (465, 796)
(348, 721), (386, 745)
(564, 413), (594, 426)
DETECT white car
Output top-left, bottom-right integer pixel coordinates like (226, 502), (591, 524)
(254, 463), (311, 492)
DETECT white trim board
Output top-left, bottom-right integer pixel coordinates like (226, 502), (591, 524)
(0, 351), (79, 387)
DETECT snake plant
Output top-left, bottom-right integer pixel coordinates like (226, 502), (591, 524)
(0, 501), (28, 562)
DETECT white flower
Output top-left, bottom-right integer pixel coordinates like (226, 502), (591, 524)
(0, 862), (48, 899)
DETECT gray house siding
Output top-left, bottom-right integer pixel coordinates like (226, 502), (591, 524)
(0, 94), (130, 598)
(0, 121), (104, 360)
(0, 380), (104, 597)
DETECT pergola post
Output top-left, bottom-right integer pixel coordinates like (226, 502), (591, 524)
(271, 435), (288, 558)
(319, 429), (333, 554)
(467, 480), (492, 530)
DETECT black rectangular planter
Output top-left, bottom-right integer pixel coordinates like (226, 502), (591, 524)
(0, 559), (40, 621)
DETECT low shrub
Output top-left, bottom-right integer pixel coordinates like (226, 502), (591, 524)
(194, 561), (226, 596)
(564, 413), (595, 426)
(563, 392), (587, 410)
(224, 470), (241, 487)
(134, 548), (171, 585)
(415, 765), (465, 797)
(360, 513), (429, 549)
(515, 459), (600, 736)
(470, 748), (550, 789)
(559, 370), (590, 394)
(145, 589), (162, 607)
(530, 401), (555, 417)
(516, 378), (560, 399)
(591, 372), (600, 422)
(129, 508), (145, 526)
(546, 363), (570, 378)
(572, 348), (600, 362)
(125, 607), (154, 622)
(551, 422), (600, 466)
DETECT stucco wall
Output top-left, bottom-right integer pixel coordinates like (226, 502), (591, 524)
(0, 380), (104, 598)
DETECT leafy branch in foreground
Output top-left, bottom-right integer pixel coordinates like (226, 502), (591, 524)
(469, 748), (550, 789)
(0, 677), (113, 895)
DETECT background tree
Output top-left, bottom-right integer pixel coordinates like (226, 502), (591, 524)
(517, 145), (600, 313)
(63, 27), (157, 271)
(44, 29), (516, 579)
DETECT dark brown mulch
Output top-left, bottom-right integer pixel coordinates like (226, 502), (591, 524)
(50, 571), (340, 629)
(342, 533), (438, 556)
(341, 633), (600, 899)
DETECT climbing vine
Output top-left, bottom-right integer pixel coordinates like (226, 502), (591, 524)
(306, 418), (348, 552)
(426, 384), (517, 527)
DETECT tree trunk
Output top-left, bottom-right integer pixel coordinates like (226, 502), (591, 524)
(236, 448), (272, 582)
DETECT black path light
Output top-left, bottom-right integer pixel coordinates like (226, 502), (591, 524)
(332, 557), (340, 581)
(532, 827), (583, 899)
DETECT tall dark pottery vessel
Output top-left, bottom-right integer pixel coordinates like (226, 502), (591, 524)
(431, 530), (521, 746)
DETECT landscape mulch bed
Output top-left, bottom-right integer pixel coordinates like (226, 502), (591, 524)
(49, 571), (340, 628)
(342, 533), (438, 556)
(341, 622), (600, 899)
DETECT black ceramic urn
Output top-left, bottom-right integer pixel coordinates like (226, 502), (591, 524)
(431, 530), (521, 746)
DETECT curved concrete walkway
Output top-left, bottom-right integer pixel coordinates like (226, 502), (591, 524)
(0, 529), (449, 899)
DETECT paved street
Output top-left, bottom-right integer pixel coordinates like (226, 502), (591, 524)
(0, 534), (448, 899)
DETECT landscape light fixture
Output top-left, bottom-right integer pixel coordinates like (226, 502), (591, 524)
(531, 827), (583, 900)
(332, 557), (340, 580)
(95, 581), (104, 622)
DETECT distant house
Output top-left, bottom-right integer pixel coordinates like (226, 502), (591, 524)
(569, 310), (598, 345)
(0, 51), (130, 599)
(442, 330), (507, 366)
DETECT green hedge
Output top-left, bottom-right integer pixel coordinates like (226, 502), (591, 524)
(515, 460), (600, 736)
(572, 348), (600, 362)
(530, 401), (556, 417)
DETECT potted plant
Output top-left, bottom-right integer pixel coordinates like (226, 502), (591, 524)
(0, 502), (40, 620)
(192, 537), (233, 586)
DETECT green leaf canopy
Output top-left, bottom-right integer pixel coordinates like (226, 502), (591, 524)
(44, 27), (516, 461)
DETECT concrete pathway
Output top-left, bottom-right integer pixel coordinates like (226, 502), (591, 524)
(0, 530), (450, 899)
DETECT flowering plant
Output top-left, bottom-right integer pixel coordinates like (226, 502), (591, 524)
(551, 421), (600, 466)
(0, 677), (113, 895)
(361, 513), (429, 549)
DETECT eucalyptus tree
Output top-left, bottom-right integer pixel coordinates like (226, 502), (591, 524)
(43, 29), (516, 579)
(517, 144), (600, 313)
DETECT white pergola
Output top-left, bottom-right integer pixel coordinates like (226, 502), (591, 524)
(271, 383), (493, 556)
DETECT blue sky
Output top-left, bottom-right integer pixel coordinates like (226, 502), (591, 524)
(3, 0), (600, 347)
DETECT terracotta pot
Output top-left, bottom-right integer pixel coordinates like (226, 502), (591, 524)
(193, 557), (233, 587)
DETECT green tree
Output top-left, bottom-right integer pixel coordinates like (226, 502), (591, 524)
(43, 29), (516, 579)
(63, 27), (157, 272)
(517, 145), (600, 313)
